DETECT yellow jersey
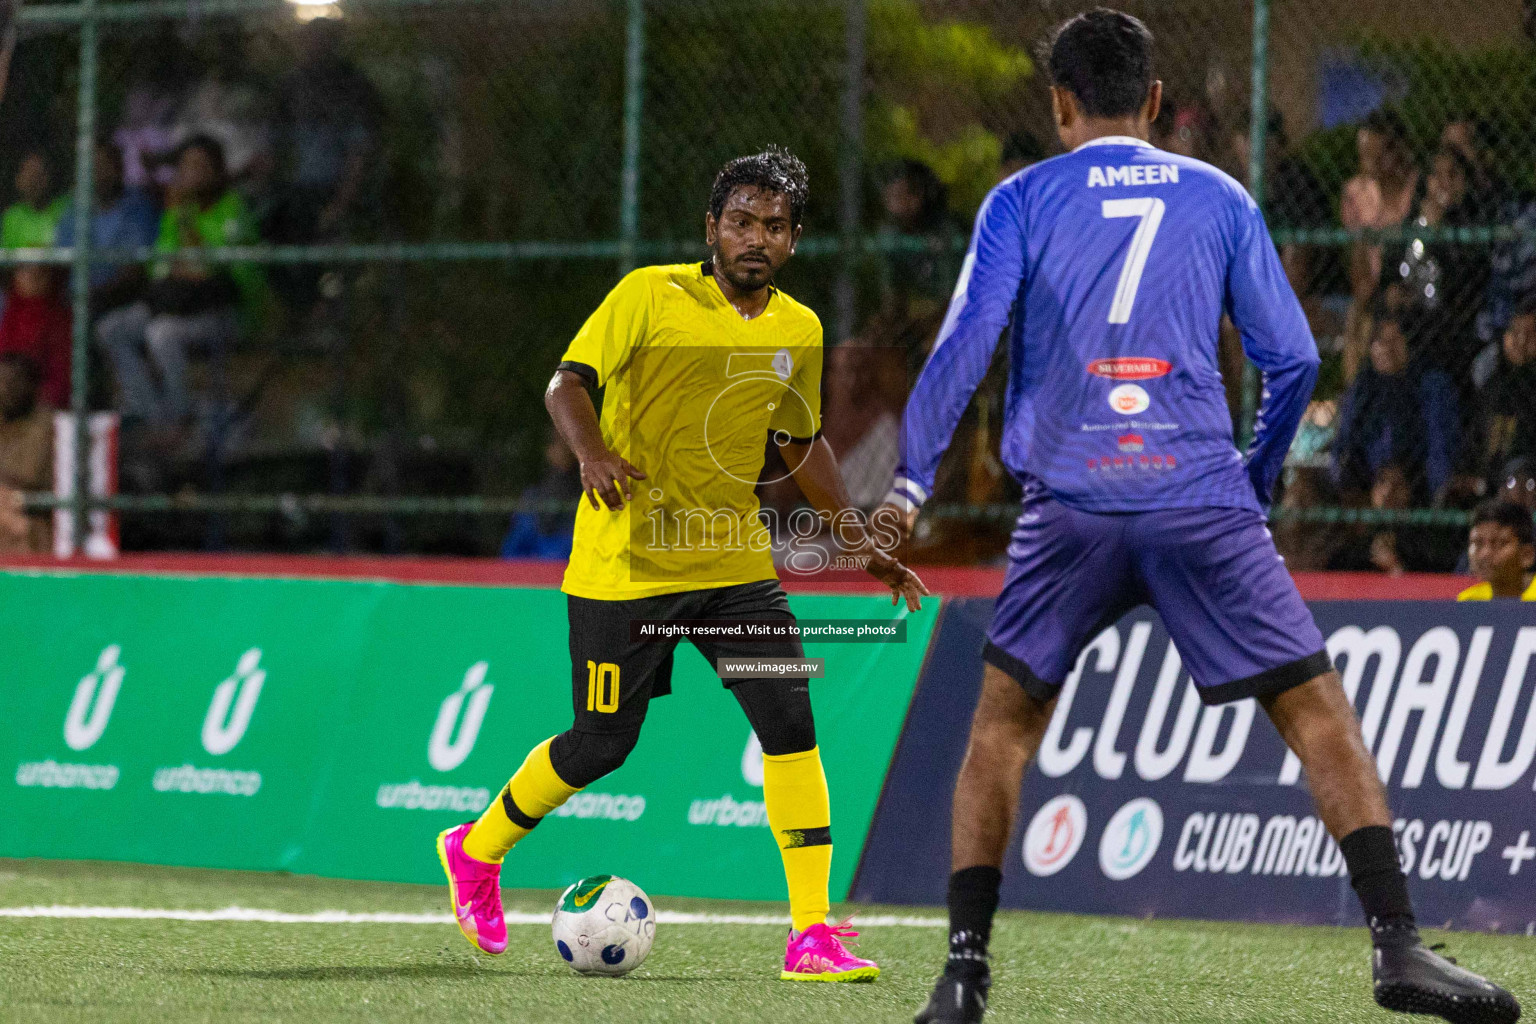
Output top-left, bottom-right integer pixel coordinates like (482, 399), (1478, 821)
(558, 262), (823, 600)
(1456, 577), (1536, 601)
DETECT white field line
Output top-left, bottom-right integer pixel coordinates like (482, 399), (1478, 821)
(0, 906), (945, 928)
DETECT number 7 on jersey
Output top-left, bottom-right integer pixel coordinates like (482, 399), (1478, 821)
(1102, 197), (1165, 324)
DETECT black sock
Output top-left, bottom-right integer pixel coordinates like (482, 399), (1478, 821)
(1339, 825), (1418, 947)
(946, 866), (1002, 975)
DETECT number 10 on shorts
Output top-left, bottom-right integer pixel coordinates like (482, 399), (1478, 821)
(586, 661), (620, 713)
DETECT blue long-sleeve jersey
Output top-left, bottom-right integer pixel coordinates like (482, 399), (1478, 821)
(888, 136), (1319, 516)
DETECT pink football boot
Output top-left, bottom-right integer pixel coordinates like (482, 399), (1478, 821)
(780, 919), (880, 982)
(436, 822), (508, 955)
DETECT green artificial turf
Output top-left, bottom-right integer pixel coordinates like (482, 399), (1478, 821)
(0, 858), (1530, 1023)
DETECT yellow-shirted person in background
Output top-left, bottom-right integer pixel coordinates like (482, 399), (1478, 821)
(434, 147), (928, 983)
(1457, 500), (1536, 600)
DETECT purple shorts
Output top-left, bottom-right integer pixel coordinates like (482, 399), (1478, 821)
(985, 497), (1329, 706)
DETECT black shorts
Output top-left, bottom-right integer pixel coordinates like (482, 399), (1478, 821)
(568, 579), (804, 735)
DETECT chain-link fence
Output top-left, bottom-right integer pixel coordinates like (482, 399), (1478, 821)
(0, 0), (1531, 568)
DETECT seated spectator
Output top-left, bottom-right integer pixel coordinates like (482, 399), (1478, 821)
(1380, 145), (1489, 380)
(172, 33), (275, 213)
(876, 159), (956, 367)
(821, 342), (901, 511)
(95, 135), (267, 430)
(1366, 463), (1441, 574)
(1329, 462), (1448, 574)
(1441, 116), (1509, 209)
(997, 131), (1045, 182)
(0, 264), (69, 409)
(1272, 465), (1340, 572)
(1474, 166), (1536, 374)
(1333, 310), (1459, 502)
(0, 353), (54, 554)
(1, 149), (67, 249)
(1341, 109), (1419, 381)
(1226, 107), (1332, 298)
(1462, 297), (1536, 491)
(54, 141), (160, 316)
(112, 33), (197, 191)
(1457, 499), (1536, 601)
(500, 436), (581, 559)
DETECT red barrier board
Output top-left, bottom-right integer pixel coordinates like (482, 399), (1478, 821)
(0, 553), (1473, 601)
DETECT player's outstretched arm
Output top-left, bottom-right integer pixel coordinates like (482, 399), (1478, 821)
(776, 435), (929, 611)
(544, 369), (645, 511)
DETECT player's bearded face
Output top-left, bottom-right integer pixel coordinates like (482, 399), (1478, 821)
(706, 188), (799, 292)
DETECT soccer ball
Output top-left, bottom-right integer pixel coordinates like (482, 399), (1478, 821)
(551, 875), (655, 977)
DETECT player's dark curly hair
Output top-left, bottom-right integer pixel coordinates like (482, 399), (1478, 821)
(708, 146), (809, 230)
(1046, 8), (1155, 120)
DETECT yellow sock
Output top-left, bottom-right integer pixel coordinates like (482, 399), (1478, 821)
(763, 746), (833, 933)
(463, 737), (581, 864)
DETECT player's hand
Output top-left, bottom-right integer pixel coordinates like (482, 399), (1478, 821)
(863, 546), (929, 612)
(870, 501), (917, 546)
(579, 448), (646, 511)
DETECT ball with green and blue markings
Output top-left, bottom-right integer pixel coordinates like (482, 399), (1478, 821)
(551, 874), (655, 976)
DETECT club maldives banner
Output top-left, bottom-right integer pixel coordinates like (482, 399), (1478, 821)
(855, 599), (1536, 934)
(0, 570), (936, 901)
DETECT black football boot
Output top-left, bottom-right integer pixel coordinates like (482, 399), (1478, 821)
(1374, 937), (1521, 1024)
(915, 966), (991, 1024)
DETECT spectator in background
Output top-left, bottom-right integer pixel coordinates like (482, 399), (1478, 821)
(1381, 145), (1489, 380)
(1325, 460), (1445, 574)
(1333, 309), (1459, 503)
(96, 135), (266, 430)
(821, 342), (902, 511)
(274, 19), (381, 246)
(55, 141), (160, 317)
(112, 32), (197, 191)
(1362, 463), (1414, 575)
(0, 265), (69, 409)
(1226, 107), (1332, 298)
(1462, 298), (1536, 493)
(500, 436), (581, 559)
(0, 151), (71, 408)
(2, 149), (66, 249)
(997, 131), (1045, 182)
(1341, 109), (1419, 380)
(1342, 109), (1420, 271)
(1457, 499), (1535, 600)
(1474, 158), (1536, 376)
(172, 33), (276, 217)
(0, 352), (53, 554)
(1441, 116), (1509, 208)
(876, 159), (955, 366)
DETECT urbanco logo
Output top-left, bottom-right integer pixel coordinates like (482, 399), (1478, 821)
(742, 731), (765, 787)
(1099, 797), (1164, 881)
(1022, 794), (1087, 877)
(429, 661), (494, 772)
(202, 649), (266, 756)
(64, 645), (124, 751)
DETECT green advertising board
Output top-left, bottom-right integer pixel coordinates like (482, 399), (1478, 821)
(0, 570), (937, 901)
